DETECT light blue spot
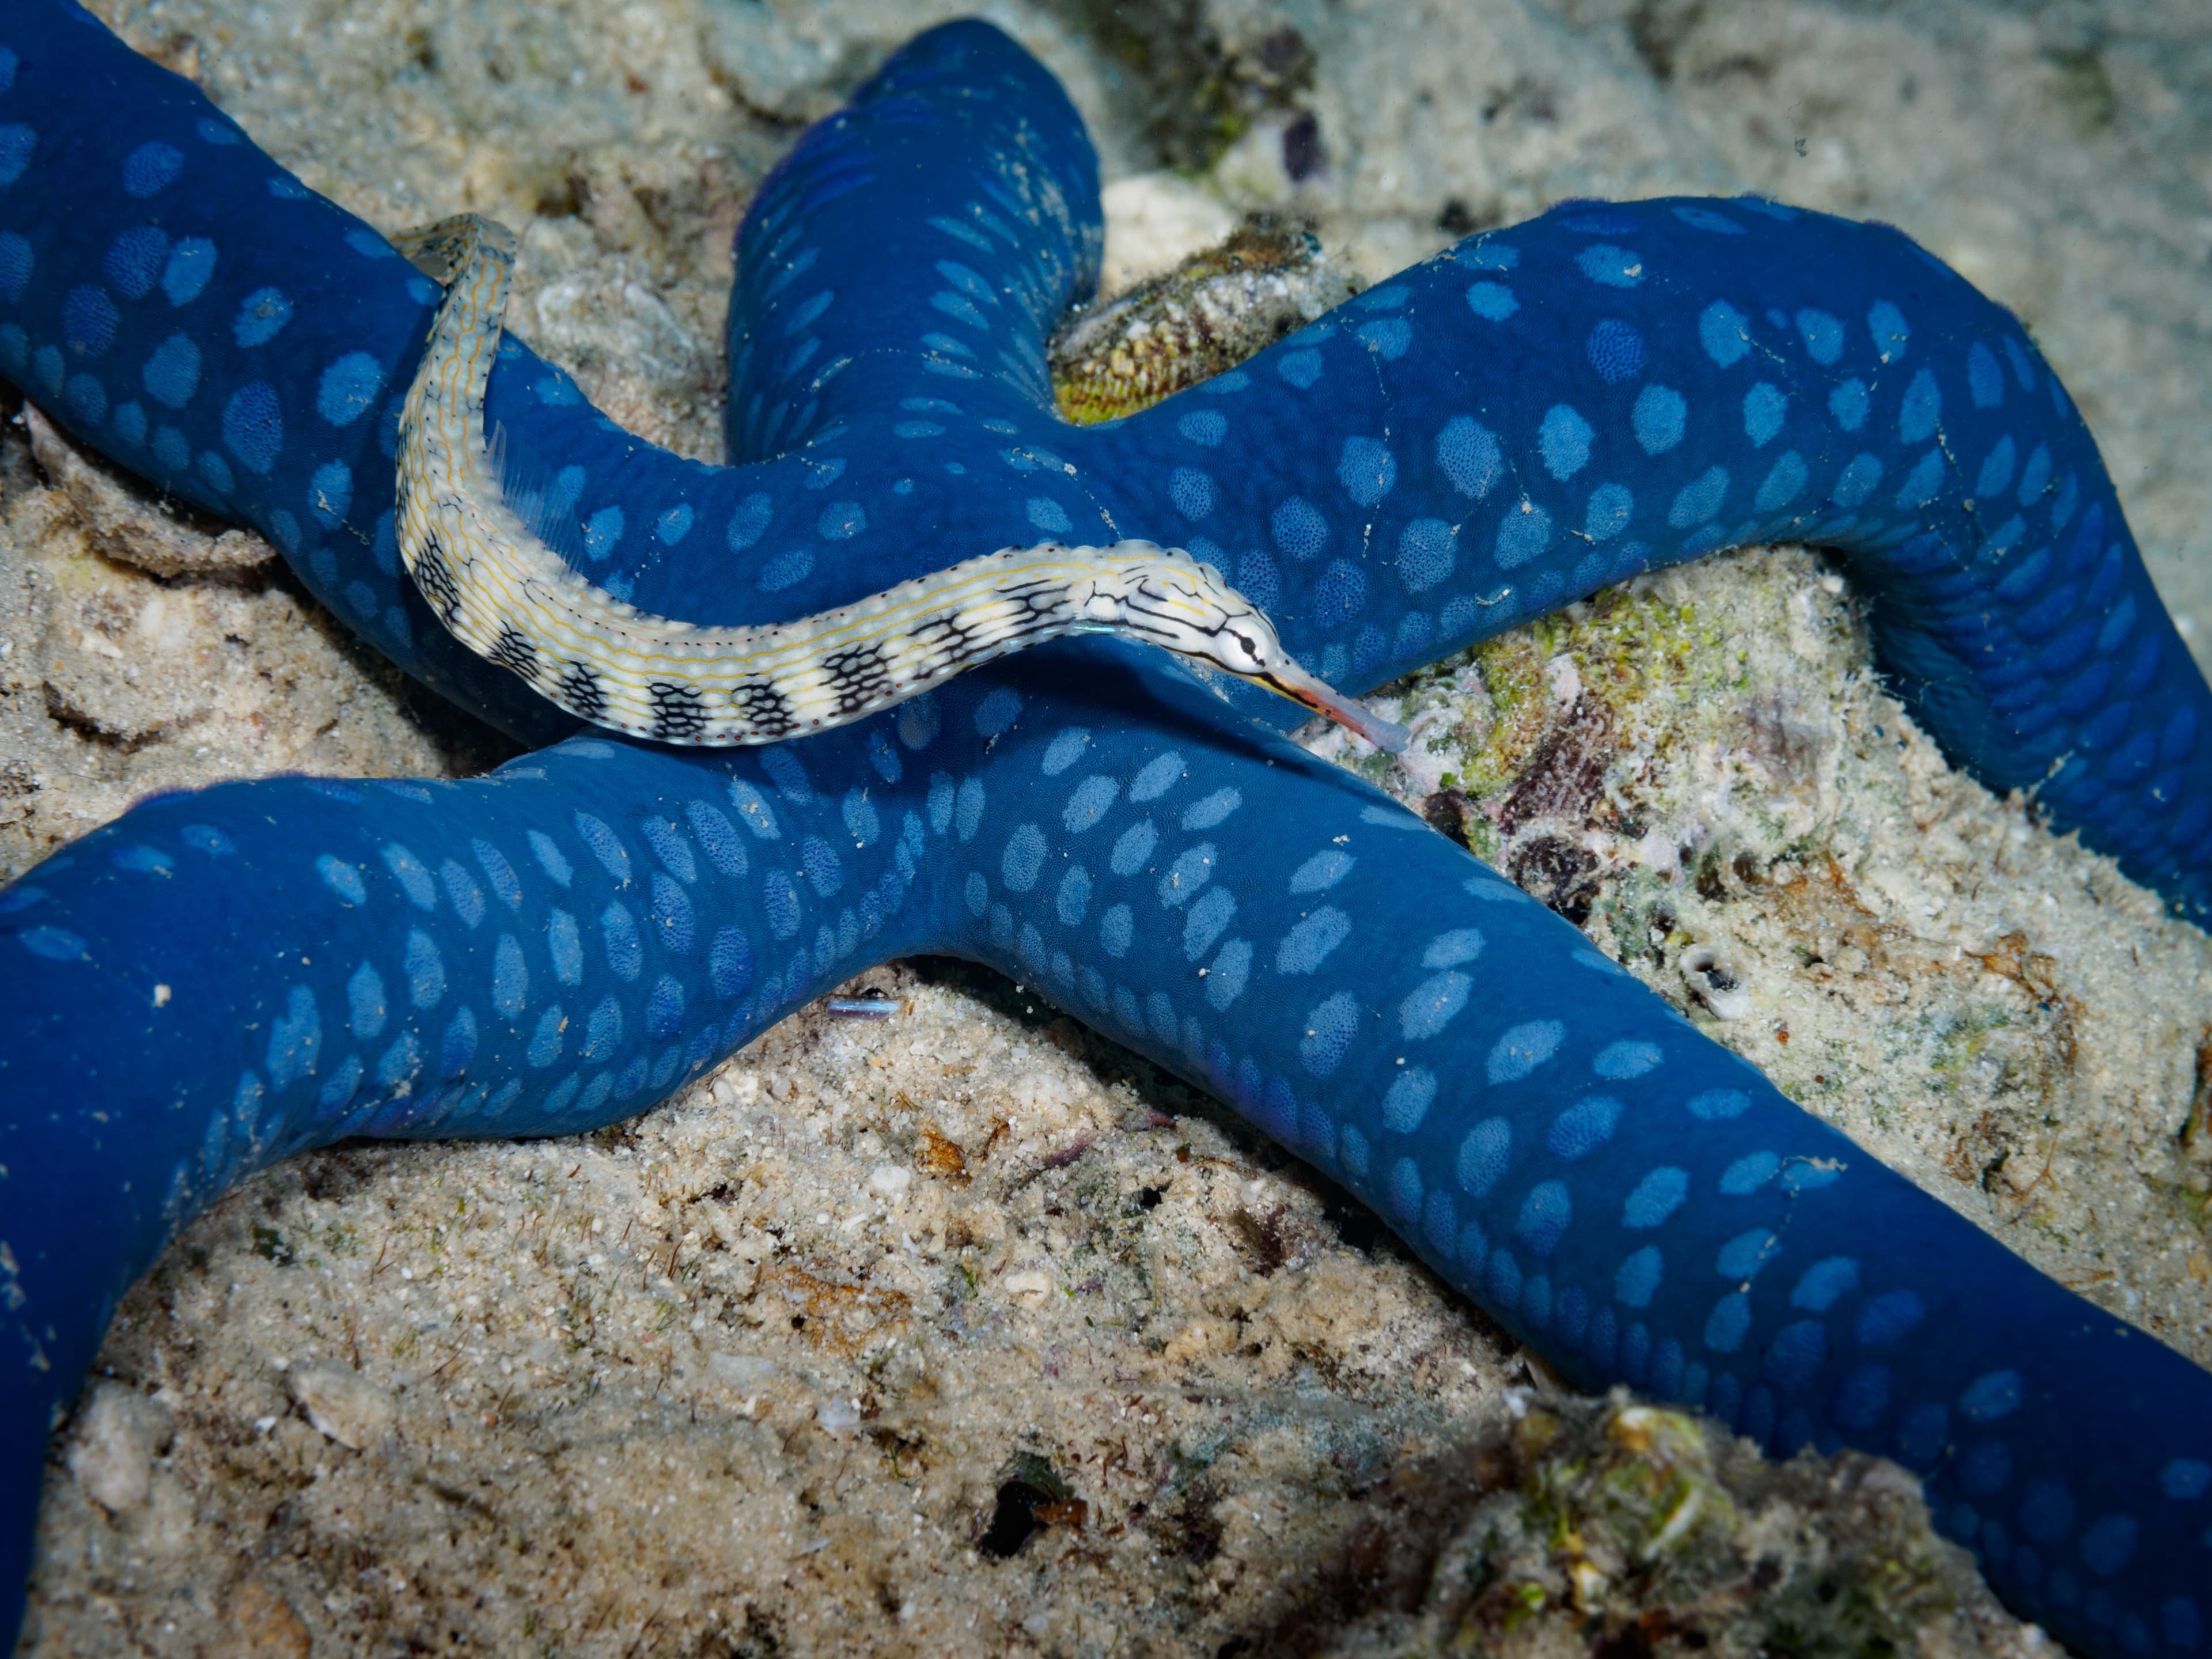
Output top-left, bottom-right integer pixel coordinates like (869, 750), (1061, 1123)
(160, 237), (217, 306)
(527, 1004), (566, 1068)
(1616, 1246), (1664, 1308)
(1687, 1089), (1751, 1121)
(1976, 435), (2017, 499)
(1539, 404), (1593, 480)
(1516, 1181), (1571, 1255)
(1668, 466), (1729, 528)
(180, 825), (236, 857)
(972, 685), (1022, 738)
(1960, 1369), (2023, 1423)
(1382, 1067), (1437, 1132)
(1495, 502), (1552, 569)
(710, 494), (773, 555)
(1585, 483), (1634, 541)
(1338, 437), (1396, 507)
(1184, 887), (1235, 960)
(573, 813), (631, 882)
(1169, 467), (1215, 520)
(1790, 1256), (1859, 1311)
(1388, 1158), (1424, 1221)
(1456, 1118), (1512, 1196)
(1056, 774), (1121, 836)
(756, 548), (813, 591)
(1127, 752), (1181, 802)
(2160, 1460), (2211, 1500)
(547, 909), (583, 986)
(657, 503), (695, 545)
(818, 500), (866, 539)
(233, 285), (293, 347)
(316, 855), (366, 906)
(309, 460), (353, 528)
(405, 928), (445, 1007)
(1205, 938), (1251, 1010)
(220, 381), (283, 474)
(1575, 244), (1643, 287)
(1632, 385), (1685, 454)
(1438, 416), (1504, 499)
(373, 847), (438, 916)
(1699, 301), (1750, 367)
(569, 505), (624, 562)
(1001, 824), (1047, 893)
(1593, 1040), (1661, 1080)
(1547, 1095), (1622, 1160)
(1967, 341), (2005, 408)
(1157, 842), (1217, 908)
(492, 935), (527, 1018)
(1717, 1228), (1779, 1281)
(109, 844), (171, 885)
(1827, 378), (1870, 433)
(762, 870), (800, 940)
(1488, 1020), (1564, 1082)
(1832, 453), (1883, 507)
(1584, 317), (1646, 382)
(347, 963), (387, 1042)
(1868, 300), (1910, 362)
(647, 975), (686, 1041)
(1854, 1289), (1925, 1346)
(1038, 861), (1086, 931)
(527, 830), (574, 888)
(601, 902), (644, 980)
(1754, 452), (1807, 512)
(1356, 318), (1411, 359)
(1298, 991), (1360, 1077)
(1743, 382), (1787, 447)
(1415, 929), (1481, 970)
(1899, 369), (1942, 444)
(1039, 728), (1090, 778)
(141, 334), (199, 409)
(1172, 785), (1240, 831)
(1623, 1166), (1688, 1228)
(1400, 972), (1471, 1040)
(1705, 1291), (1752, 1353)
(1277, 350), (1323, 388)
(122, 140), (184, 198)
(1276, 907), (1351, 975)
(262, 986), (323, 1092)
(1100, 903), (1133, 957)
(1397, 518), (1456, 592)
(1271, 495), (1330, 559)
(1290, 850), (1354, 893)
(1465, 282), (1518, 320)
(316, 351), (383, 427)
(1794, 308), (1844, 365)
(1896, 448), (1945, 509)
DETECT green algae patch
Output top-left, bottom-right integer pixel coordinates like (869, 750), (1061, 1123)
(1317, 1392), (2012, 1659)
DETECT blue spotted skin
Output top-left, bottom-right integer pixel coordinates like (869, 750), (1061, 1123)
(2, 7), (2211, 1654)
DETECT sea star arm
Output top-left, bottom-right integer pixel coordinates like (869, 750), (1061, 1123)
(6, 643), (2211, 1656)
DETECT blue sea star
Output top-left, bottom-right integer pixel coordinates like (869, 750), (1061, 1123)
(3, 6), (2211, 1654)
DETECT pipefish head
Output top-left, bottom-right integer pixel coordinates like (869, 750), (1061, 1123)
(1115, 550), (1411, 753)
